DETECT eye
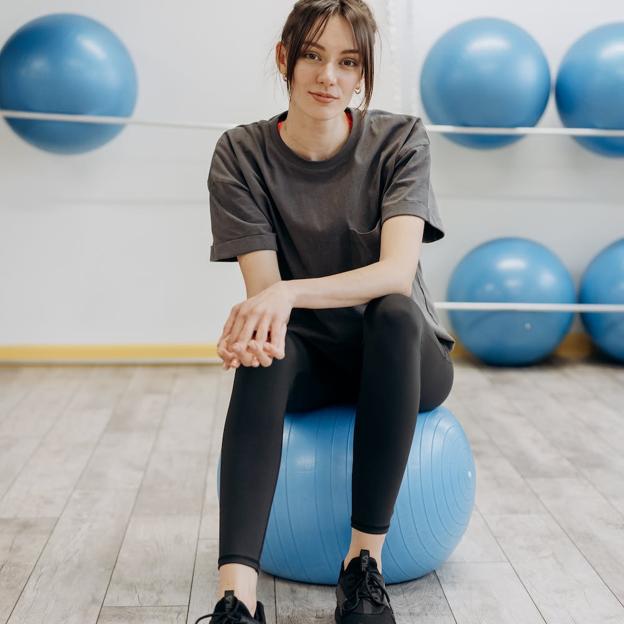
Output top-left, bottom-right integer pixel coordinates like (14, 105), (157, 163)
(302, 52), (359, 67)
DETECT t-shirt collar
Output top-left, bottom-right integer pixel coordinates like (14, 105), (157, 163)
(269, 106), (362, 172)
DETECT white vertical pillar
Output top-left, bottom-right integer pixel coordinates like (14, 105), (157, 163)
(384, 0), (403, 112)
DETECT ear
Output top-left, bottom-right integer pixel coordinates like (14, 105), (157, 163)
(275, 41), (287, 75)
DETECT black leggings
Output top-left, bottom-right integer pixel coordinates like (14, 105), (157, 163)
(217, 293), (454, 573)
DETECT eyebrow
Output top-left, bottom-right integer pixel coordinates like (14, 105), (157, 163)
(304, 41), (361, 55)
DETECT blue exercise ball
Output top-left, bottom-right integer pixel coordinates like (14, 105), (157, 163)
(579, 239), (624, 362)
(0, 13), (138, 154)
(217, 404), (475, 584)
(420, 17), (551, 149)
(447, 237), (576, 366)
(555, 22), (624, 158)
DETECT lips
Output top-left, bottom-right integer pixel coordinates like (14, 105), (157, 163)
(310, 92), (336, 100)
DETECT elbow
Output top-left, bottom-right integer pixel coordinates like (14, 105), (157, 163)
(381, 260), (413, 298)
(395, 275), (413, 298)
(398, 271), (413, 297)
(400, 281), (413, 297)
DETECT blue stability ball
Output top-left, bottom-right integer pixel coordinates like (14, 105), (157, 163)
(217, 404), (476, 585)
(555, 23), (624, 158)
(420, 17), (551, 149)
(0, 13), (138, 154)
(447, 237), (576, 366)
(579, 239), (624, 362)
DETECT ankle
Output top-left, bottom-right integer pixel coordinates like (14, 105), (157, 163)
(216, 589), (257, 617)
(217, 562), (258, 615)
(344, 549), (383, 572)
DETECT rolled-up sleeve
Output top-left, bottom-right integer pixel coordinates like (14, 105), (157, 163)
(380, 120), (446, 243)
(208, 133), (278, 262)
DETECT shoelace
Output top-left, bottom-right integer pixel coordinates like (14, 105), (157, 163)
(342, 568), (392, 613)
(194, 599), (247, 624)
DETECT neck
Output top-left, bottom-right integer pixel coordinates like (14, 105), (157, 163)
(281, 104), (350, 162)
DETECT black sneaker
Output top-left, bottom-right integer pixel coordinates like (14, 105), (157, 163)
(194, 589), (266, 624)
(335, 549), (396, 624)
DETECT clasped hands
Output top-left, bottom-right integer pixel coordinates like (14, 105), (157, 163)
(217, 281), (295, 370)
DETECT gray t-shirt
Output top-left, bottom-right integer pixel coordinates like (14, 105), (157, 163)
(207, 106), (456, 354)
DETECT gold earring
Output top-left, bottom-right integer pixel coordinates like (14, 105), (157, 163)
(355, 86), (361, 94)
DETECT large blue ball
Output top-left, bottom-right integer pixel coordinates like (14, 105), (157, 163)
(420, 17), (551, 149)
(217, 404), (475, 584)
(555, 23), (624, 158)
(579, 239), (624, 362)
(447, 237), (576, 366)
(0, 13), (138, 154)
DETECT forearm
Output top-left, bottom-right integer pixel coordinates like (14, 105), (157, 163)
(285, 260), (410, 309)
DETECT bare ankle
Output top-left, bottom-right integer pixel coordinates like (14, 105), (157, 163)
(344, 529), (386, 572)
(217, 563), (258, 616)
(344, 548), (383, 573)
(218, 590), (256, 617)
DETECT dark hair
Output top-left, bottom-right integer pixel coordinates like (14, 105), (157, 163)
(276, 0), (379, 116)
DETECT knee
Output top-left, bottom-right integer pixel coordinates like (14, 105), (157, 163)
(364, 293), (425, 336)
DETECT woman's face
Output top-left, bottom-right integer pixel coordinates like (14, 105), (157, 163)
(279, 15), (364, 116)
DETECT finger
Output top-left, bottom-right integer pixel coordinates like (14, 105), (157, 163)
(248, 343), (268, 368)
(228, 310), (253, 351)
(230, 310), (259, 352)
(218, 333), (238, 367)
(248, 340), (273, 367)
(232, 339), (256, 367)
(264, 322), (279, 357)
(263, 340), (282, 358)
(223, 353), (239, 370)
(239, 352), (261, 367)
(277, 323), (287, 358)
(218, 344), (234, 368)
(216, 326), (229, 350)
(243, 353), (261, 367)
(231, 347), (252, 367)
(261, 327), (277, 354)
(221, 306), (240, 340)
(254, 315), (272, 350)
(230, 314), (263, 367)
(224, 356), (239, 370)
(220, 334), (249, 370)
(267, 321), (286, 359)
(219, 329), (246, 367)
(218, 333), (236, 357)
(225, 305), (248, 349)
(237, 340), (261, 367)
(231, 313), (261, 351)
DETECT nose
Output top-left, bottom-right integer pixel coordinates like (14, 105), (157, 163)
(317, 62), (338, 86)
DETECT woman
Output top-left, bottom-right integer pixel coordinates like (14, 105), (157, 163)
(195, 1), (455, 623)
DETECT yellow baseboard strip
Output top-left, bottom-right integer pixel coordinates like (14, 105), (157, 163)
(0, 343), (219, 364)
(0, 333), (594, 365)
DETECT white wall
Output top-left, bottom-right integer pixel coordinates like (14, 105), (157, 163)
(0, 0), (622, 348)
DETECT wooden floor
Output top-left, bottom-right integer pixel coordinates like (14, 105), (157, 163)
(0, 354), (623, 624)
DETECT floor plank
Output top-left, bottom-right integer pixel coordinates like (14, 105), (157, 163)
(0, 359), (621, 624)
